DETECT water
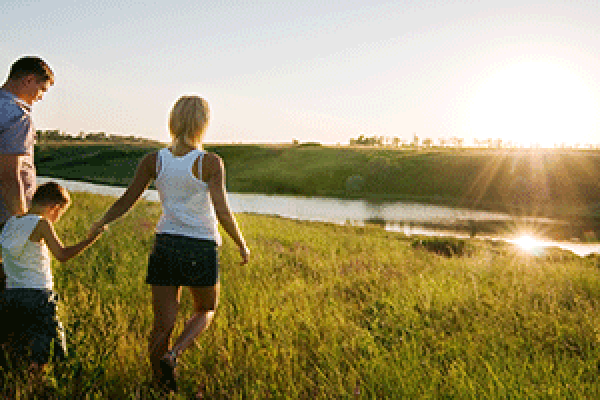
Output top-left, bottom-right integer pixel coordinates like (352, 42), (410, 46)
(38, 176), (600, 257)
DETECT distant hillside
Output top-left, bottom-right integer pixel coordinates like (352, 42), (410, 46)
(35, 143), (600, 219)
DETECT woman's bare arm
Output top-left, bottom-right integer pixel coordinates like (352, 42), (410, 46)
(203, 152), (249, 265)
(95, 152), (157, 228)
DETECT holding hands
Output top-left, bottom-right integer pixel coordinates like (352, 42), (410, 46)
(88, 221), (107, 241)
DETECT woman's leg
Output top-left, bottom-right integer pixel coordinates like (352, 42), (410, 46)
(168, 283), (220, 359)
(149, 285), (181, 381)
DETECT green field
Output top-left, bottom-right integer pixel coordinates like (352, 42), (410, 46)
(3, 192), (600, 398)
(35, 143), (600, 219)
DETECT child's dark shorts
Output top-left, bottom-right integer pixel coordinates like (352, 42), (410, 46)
(146, 233), (219, 287)
(0, 288), (67, 365)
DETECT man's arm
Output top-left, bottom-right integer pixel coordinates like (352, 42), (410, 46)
(0, 154), (27, 290)
(0, 154), (27, 216)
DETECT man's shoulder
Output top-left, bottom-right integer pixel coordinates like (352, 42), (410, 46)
(0, 90), (26, 123)
(0, 89), (17, 105)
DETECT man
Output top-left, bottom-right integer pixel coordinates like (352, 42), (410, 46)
(0, 56), (54, 290)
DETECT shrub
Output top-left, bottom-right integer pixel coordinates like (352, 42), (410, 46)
(411, 237), (470, 257)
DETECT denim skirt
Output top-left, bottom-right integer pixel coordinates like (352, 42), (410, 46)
(146, 233), (219, 287)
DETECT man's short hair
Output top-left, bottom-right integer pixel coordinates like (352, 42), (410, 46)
(7, 56), (54, 85)
(32, 182), (70, 207)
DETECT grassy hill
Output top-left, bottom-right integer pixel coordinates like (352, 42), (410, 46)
(35, 143), (600, 219)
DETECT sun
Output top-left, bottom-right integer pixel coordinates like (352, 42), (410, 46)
(467, 62), (598, 148)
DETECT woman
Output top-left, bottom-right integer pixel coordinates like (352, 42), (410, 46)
(93, 96), (249, 392)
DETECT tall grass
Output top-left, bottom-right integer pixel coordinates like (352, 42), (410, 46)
(3, 192), (600, 398)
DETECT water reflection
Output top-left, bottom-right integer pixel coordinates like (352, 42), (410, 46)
(38, 176), (600, 257)
(390, 223), (600, 257)
(506, 236), (600, 258)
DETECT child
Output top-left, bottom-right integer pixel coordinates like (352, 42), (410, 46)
(92, 95), (249, 392)
(0, 181), (105, 371)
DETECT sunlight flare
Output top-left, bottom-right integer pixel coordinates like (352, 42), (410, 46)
(511, 233), (548, 256)
(514, 234), (539, 252)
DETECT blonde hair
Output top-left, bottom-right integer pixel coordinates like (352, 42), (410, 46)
(168, 96), (210, 147)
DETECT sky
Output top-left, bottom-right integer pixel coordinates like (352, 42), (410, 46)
(2, 0), (599, 147)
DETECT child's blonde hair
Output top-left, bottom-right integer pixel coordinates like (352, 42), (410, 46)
(32, 182), (70, 208)
(169, 96), (210, 147)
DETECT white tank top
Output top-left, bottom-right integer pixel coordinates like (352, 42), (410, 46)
(0, 214), (53, 289)
(154, 148), (221, 245)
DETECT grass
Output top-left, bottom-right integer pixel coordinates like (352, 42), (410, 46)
(3, 191), (600, 398)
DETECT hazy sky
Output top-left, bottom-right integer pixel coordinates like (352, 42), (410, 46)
(2, 1), (599, 146)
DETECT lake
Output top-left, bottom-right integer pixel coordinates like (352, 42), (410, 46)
(38, 176), (600, 257)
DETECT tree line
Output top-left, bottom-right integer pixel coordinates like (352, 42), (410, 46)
(37, 129), (599, 150)
(36, 130), (161, 145)
(349, 134), (600, 150)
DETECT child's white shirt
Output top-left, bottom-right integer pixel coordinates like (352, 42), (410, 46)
(0, 214), (53, 289)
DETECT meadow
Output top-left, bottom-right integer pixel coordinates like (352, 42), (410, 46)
(3, 192), (600, 398)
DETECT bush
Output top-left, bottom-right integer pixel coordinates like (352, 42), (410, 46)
(411, 237), (470, 257)
(299, 142), (322, 147)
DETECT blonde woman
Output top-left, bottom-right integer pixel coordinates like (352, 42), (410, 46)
(93, 96), (249, 392)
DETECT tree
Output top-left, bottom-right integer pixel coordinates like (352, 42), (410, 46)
(391, 137), (405, 147)
(411, 134), (419, 148)
(450, 136), (464, 148)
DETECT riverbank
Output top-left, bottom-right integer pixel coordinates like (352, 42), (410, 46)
(3, 192), (600, 397)
(35, 143), (600, 216)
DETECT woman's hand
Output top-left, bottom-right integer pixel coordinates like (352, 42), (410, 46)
(239, 245), (250, 266)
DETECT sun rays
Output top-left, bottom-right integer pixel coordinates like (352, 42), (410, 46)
(461, 149), (600, 224)
(456, 148), (600, 252)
